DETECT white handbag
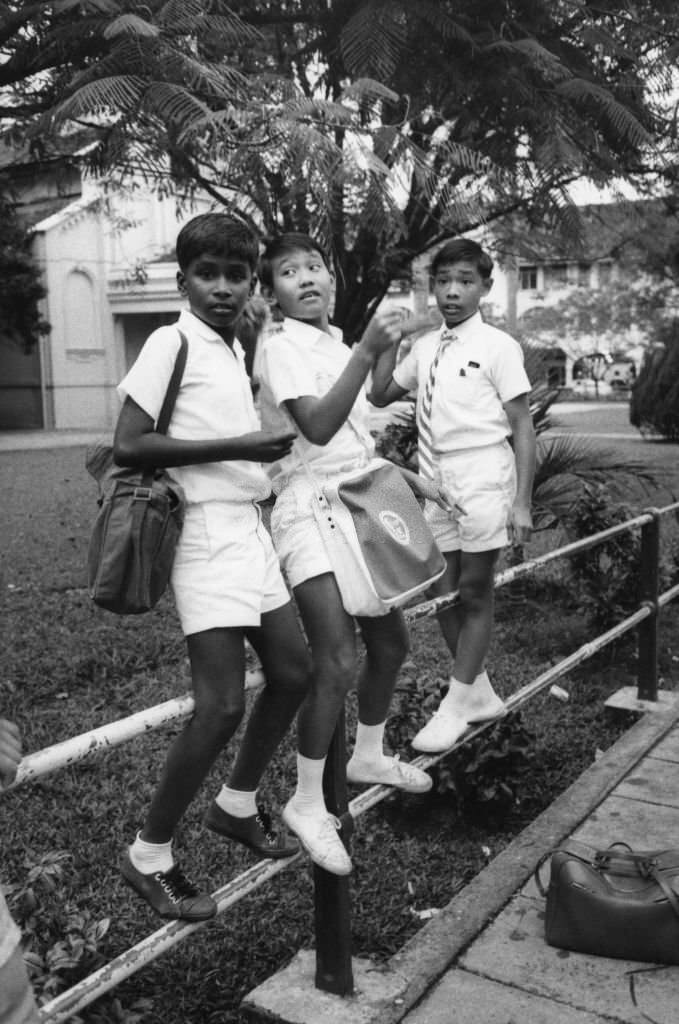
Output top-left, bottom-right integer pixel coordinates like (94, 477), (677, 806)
(306, 456), (446, 617)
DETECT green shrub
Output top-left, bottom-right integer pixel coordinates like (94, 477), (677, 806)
(630, 326), (679, 440)
(564, 483), (676, 631)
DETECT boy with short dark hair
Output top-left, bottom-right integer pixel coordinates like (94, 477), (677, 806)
(371, 238), (536, 752)
(256, 232), (436, 877)
(113, 213), (311, 920)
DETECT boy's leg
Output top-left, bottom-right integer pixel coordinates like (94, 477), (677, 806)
(205, 600), (310, 858)
(346, 610), (432, 794)
(122, 628), (247, 920)
(282, 573), (357, 875)
(0, 946), (40, 1024)
(412, 549), (506, 753)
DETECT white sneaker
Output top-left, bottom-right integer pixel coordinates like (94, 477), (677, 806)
(346, 754), (433, 794)
(411, 708), (470, 753)
(282, 800), (352, 876)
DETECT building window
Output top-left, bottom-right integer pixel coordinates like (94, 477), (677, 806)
(577, 262), (591, 286)
(520, 265), (538, 290)
(544, 263), (568, 289)
(597, 261), (613, 287)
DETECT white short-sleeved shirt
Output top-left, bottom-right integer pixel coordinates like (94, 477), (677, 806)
(393, 311), (530, 452)
(117, 309), (271, 505)
(257, 317), (373, 492)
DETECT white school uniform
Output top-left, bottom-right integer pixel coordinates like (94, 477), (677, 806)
(257, 317), (373, 589)
(393, 312), (531, 553)
(118, 309), (289, 634)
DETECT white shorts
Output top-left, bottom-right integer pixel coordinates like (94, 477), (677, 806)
(426, 440), (516, 554)
(171, 501), (290, 635)
(270, 476), (337, 590)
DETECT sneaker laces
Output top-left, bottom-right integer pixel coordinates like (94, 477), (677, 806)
(316, 814), (343, 851)
(386, 754), (422, 785)
(155, 865), (200, 905)
(255, 804), (278, 847)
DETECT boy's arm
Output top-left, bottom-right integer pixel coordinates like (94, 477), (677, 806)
(0, 718), (22, 789)
(370, 343), (410, 407)
(113, 398), (296, 468)
(504, 393), (536, 545)
(285, 309), (403, 445)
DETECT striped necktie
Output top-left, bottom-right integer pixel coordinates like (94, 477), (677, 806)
(418, 329), (457, 479)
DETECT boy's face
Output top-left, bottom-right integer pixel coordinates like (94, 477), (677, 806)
(431, 259), (492, 327)
(265, 247), (333, 329)
(177, 253), (254, 331)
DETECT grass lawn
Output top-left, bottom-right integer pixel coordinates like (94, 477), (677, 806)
(1, 430), (678, 1024)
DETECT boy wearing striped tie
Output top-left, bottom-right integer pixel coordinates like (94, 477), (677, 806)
(371, 239), (536, 752)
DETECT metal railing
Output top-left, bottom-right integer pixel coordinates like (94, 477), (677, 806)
(4, 501), (678, 1021)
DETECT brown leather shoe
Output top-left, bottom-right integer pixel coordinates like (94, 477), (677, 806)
(120, 853), (217, 921)
(204, 802), (299, 859)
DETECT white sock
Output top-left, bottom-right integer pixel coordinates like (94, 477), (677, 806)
(439, 676), (473, 715)
(215, 785), (258, 818)
(290, 754), (327, 816)
(351, 721), (387, 765)
(129, 833), (174, 875)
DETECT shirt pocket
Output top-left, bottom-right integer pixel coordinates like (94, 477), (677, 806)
(445, 365), (486, 407)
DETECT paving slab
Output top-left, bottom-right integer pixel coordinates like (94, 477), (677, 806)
(459, 894), (678, 1024)
(613, 757), (679, 808)
(575, 793), (679, 848)
(403, 967), (618, 1024)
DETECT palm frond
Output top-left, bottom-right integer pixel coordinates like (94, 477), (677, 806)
(103, 13), (159, 39)
(340, 2), (407, 80)
(556, 78), (653, 148)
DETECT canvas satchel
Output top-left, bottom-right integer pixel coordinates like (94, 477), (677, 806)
(86, 333), (188, 615)
(535, 839), (679, 964)
(306, 456), (446, 617)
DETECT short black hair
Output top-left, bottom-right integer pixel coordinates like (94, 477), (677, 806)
(431, 239), (493, 280)
(259, 232), (330, 289)
(175, 213), (259, 273)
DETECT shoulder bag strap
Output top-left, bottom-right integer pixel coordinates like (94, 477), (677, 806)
(139, 330), (187, 488)
(156, 331), (188, 436)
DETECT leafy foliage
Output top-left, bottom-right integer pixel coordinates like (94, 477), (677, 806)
(2, 1), (679, 338)
(630, 326), (679, 440)
(0, 195), (49, 351)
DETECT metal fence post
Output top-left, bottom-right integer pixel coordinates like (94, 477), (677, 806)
(638, 509), (661, 702)
(313, 707), (354, 995)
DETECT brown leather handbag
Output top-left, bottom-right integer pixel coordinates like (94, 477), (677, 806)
(536, 839), (679, 964)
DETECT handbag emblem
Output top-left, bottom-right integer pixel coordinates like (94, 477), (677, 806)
(379, 510), (411, 545)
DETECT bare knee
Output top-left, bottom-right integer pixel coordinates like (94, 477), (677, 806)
(314, 644), (358, 702)
(192, 696), (245, 742)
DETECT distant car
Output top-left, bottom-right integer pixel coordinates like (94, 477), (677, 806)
(571, 379), (613, 397)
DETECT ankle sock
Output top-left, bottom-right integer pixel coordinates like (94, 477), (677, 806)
(129, 833), (174, 875)
(215, 785), (258, 818)
(350, 720), (387, 766)
(439, 676), (473, 716)
(290, 753), (327, 816)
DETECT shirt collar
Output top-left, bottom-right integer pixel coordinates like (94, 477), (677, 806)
(281, 315), (343, 346)
(179, 308), (245, 360)
(440, 310), (483, 341)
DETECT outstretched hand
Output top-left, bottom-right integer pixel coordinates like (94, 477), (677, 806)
(0, 718), (22, 790)
(238, 430), (297, 463)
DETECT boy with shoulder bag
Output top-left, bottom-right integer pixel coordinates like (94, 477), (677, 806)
(113, 214), (311, 921)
